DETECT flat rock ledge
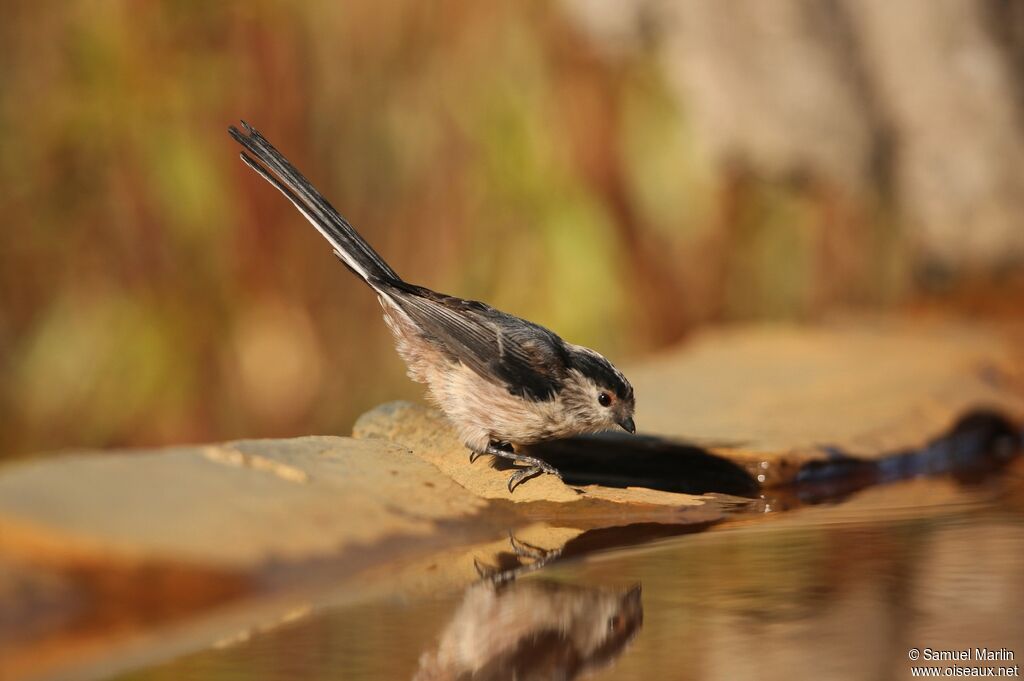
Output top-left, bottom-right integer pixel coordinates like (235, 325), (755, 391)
(628, 318), (1024, 484)
(356, 318), (1024, 488)
(0, 437), (488, 573)
(353, 401), (712, 509)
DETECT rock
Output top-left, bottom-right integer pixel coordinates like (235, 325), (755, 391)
(0, 436), (487, 571)
(353, 401), (710, 512)
(628, 320), (1024, 484)
(3, 318), (1022, 681)
(0, 436), (502, 681)
(356, 319), (1024, 488)
(0, 432), (715, 681)
(563, 0), (1024, 271)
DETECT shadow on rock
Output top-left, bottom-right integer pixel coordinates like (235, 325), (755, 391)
(522, 433), (760, 497)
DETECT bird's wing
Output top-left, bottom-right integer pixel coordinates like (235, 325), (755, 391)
(379, 282), (568, 401)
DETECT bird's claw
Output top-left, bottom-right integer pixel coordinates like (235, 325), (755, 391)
(473, 556), (494, 579)
(478, 443), (561, 493)
(506, 463), (562, 493)
(508, 532), (557, 561)
(472, 533), (562, 585)
(507, 467), (541, 493)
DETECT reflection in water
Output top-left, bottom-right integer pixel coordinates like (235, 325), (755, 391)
(573, 476), (1024, 680)
(413, 580), (642, 681)
(113, 463), (1023, 681)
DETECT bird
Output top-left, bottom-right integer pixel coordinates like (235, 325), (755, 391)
(413, 578), (643, 681)
(228, 121), (636, 492)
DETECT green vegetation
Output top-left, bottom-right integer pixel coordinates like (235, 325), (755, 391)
(0, 1), (905, 458)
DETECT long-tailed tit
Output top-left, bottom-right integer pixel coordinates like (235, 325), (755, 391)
(229, 122), (636, 491)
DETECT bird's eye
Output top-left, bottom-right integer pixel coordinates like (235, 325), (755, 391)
(598, 391), (612, 407)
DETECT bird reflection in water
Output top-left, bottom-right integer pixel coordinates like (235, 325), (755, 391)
(414, 578), (642, 681)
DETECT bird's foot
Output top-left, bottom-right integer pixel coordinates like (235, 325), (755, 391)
(472, 443), (561, 493)
(493, 450), (561, 493)
(508, 532), (561, 565)
(506, 466), (547, 493)
(473, 556), (504, 582)
(472, 533), (562, 584)
(470, 440), (513, 465)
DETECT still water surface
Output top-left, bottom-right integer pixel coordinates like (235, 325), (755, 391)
(117, 467), (1023, 681)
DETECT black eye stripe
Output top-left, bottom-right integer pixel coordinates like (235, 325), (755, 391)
(570, 352), (632, 400)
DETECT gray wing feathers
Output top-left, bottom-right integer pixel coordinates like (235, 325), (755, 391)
(384, 287), (568, 400)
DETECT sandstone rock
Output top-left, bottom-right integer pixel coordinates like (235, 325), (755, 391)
(628, 320), (1024, 483)
(0, 436), (486, 570)
(353, 401), (710, 512)
(3, 318), (1022, 681)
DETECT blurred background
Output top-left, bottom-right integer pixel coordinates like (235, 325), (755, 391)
(2, 0), (1023, 459)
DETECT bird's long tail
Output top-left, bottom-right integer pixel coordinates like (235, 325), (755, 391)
(228, 121), (401, 284)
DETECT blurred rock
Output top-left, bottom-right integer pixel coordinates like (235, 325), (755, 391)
(845, 0), (1024, 271)
(628, 319), (1024, 483)
(666, 1), (876, 193)
(564, 0), (876, 190)
(563, 0), (1024, 272)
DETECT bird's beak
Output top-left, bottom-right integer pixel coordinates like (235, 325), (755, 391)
(618, 416), (636, 434)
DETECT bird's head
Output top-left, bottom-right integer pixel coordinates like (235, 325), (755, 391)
(561, 345), (636, 435)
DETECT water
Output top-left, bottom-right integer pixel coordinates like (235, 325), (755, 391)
(114, 462), (1024, 681)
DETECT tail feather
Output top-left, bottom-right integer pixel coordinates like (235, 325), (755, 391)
(228, 121), (400, 283)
